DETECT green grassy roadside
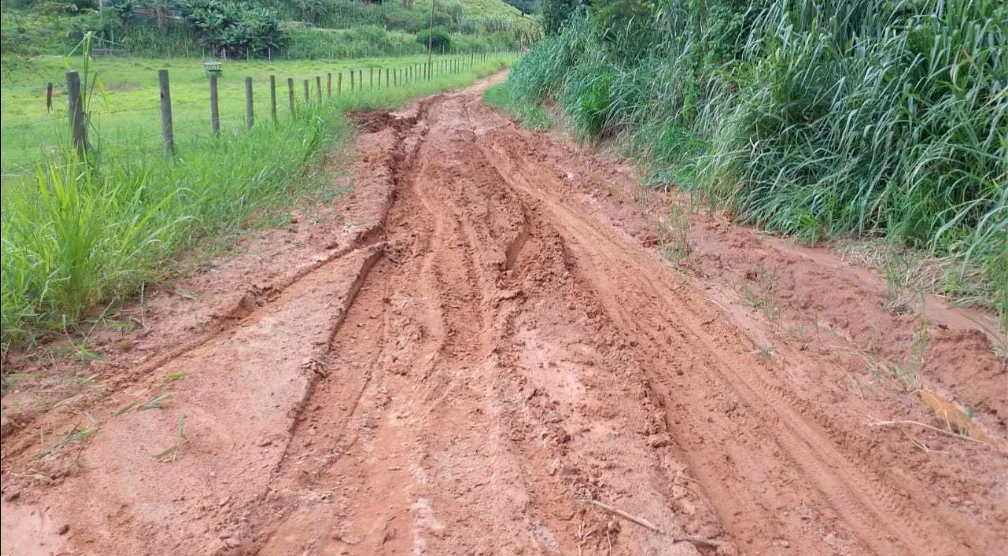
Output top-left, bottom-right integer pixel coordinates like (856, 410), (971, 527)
(495, 6), (1006, 328)
(483, 82), (551, 130)
(1, 54), (502, 173)
(0, 54), (514, 352)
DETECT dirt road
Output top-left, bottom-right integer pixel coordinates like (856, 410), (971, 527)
(2, 76), (1006, 556)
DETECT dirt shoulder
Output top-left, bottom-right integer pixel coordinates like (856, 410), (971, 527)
(2, 75), (1005, 556)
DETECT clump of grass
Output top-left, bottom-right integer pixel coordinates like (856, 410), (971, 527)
(153, 414), (187, 463)
(739, 263), (781, 324)
(483, 83), (552, 129)
(888, 313), (931, 391)
(657, 200), (690, 264)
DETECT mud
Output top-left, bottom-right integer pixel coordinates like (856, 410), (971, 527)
(2, 75), (1006, 556)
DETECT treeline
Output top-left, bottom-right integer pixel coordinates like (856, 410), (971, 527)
(510, 0), (1006, 316)
(0, 0), (539, 58)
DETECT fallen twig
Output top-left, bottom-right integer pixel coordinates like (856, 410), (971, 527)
(587, 499), (661, 532)
(581, 499), (723, 548)
(868, 416), (990, 447)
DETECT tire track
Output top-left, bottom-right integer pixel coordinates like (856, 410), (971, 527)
(6, 75), (1004, 556)
(465, 96), (992, 555)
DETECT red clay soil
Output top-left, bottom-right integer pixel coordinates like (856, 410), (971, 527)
(2, 75), (1006, 556)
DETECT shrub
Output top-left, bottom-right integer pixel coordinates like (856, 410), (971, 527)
(416, 26), (451, 53)
(542, 0), (575, 35)
(107, 0), (137, 23)
(180, 0), (288, 57)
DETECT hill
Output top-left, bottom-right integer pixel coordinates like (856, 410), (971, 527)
(0, 0), (540, 59)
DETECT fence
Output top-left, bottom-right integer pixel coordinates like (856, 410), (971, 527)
(61, 51), (510, 157)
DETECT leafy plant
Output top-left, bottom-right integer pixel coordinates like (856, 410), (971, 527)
(107, 0), (137, 23)
(416, 26), (451, 53)
(180, 0), (289, 58)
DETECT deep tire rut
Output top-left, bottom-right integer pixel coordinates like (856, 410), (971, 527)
(3, 77), (1005, 556)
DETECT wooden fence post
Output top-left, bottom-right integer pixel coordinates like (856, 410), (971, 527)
(385, 68), (389, 89)
(287, 78), (295, 116)
(338, 71), (343, 94)
(327, 72), (332, 97)
(350, 69), (355, 92)
(303, 79), (309, 103)
(358, 70), (362, 91)
(65, 71), (86, 158)
(158, 69), (174, 155)
(316, 75), (322, 100)
(269, 75), (277, 123)
(369, 67), (373, 89)
(209, 75), (220, 135)
(244, 76), (254, 129)
(378, 67), (382, 89)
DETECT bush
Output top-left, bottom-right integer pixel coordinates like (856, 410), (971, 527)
(285, 24), (421, 58)
(180, 0), (288, 57)
(416, 26), (451, 53)
(542, 0), (575, 35)
(561, 52), (614, 137)
(107, 0), (137, 23)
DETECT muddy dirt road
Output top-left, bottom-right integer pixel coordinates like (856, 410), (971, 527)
(2, 76), (1006, 556)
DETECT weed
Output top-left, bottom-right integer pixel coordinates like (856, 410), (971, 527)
(657, 200), (690, 264)
(114, 401), (139, 416)
(139, 393), (173, 410)
(888, 315), (931, 391)
(740, 263), (781, 323)
(37, 422), (99, 459)
(483, 82), (552, 129)
(884, 254), (912, 314)
(786, 323), (811, 351)
(153, 414), (187, 463)
(162, 372), (189, 384)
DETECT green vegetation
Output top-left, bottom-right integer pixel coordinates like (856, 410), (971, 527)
(0, 0), (539, 58)
(1, 54), (479, 171)
(483, 80), (550, 129)
(501, 0), (1007, 326)
(0, 51), (512, 351)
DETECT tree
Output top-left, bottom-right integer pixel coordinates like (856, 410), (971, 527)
(294, 0), (324, 24)
(590, 0), (653, 38)
(502, 0), (540, 16)
(150, 0), (177, 30)
(542, 0), (575, 35)
(107, 0), (137, 22)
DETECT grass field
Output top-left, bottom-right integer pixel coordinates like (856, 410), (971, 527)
(1, 53), (505, 174)
(0, 53), (514, 351)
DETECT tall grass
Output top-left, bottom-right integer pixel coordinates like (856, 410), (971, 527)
(1, 56), (512, 351)
(504, 0), (1007, 324)
(1, 104), (344, 350)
